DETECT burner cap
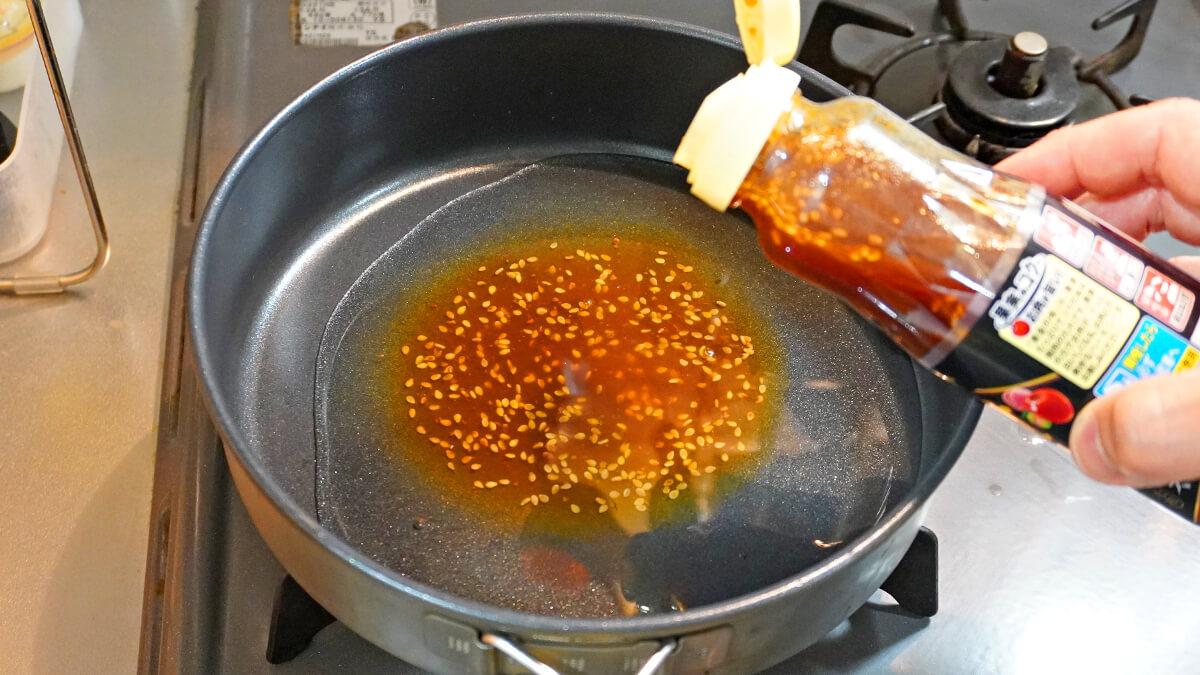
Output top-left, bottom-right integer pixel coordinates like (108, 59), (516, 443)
(936, 35), (1079, 163)
(1010, 31), (1048, 59)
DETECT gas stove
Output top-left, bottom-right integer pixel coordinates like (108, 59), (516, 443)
(799, 0), (1162, 163)
(138, 1), (1200, 673)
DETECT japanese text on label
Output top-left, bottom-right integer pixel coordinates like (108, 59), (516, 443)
(1136, 267), (1195, 332)
(993, 254), (1140, 389)
(1094, 316), (1198, 396)
(1083, 236), (1144, 300)
(294, 0), (437, 47)
(1035, 205), (1093, 268)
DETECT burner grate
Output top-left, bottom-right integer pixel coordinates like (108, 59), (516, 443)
(798, 0), (1159, 161)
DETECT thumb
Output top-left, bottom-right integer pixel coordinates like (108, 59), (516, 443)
(1069, 368), (1200, 487)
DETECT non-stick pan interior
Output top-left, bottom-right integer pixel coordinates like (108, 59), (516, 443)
(314, 154), (924, 618)
(191, 17), (980, 644)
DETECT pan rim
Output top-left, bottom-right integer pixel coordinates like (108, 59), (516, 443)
(188, 11), (978, 638)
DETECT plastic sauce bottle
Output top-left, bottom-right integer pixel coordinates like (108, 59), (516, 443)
(0, 0), (31, 93)
(675, 57), (1200, 522)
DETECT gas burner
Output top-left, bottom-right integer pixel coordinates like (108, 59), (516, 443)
(798, 0), (1158, 162)
(934, 32), (1080, 163)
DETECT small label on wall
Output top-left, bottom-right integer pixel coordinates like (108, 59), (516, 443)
(292, 0), (437, 47)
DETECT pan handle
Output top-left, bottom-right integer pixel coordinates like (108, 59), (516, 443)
(1, 0), (110, 294)
(480, 633), (676, 675)
(636, 640), (676, 675)
(481, 634), (558, 675)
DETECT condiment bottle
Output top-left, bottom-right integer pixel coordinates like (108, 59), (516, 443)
(0, 0), (32, 93)
(675, 5), (1200, 519)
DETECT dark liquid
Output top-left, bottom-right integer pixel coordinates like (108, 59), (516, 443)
(381, 233), (775, 536)
(734, 95), (1021, 360)
(318, 158), (913, 618)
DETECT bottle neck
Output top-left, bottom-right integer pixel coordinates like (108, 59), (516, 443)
(732, 94), (1041, 362)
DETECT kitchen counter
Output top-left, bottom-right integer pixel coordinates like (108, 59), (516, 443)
(0, 1), (196, 673)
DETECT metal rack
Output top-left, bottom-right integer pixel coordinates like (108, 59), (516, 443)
(0, 0), (107, 294)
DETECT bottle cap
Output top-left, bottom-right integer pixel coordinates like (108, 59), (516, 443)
(673, 63), (800, 211)
(733, 0), (802, 68)
(674, 0), (802, 210)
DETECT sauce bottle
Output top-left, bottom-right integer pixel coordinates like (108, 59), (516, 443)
(675, 1), (1200, 522)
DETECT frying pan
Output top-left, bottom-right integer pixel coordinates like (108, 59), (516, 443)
(188, 14), (980, 674)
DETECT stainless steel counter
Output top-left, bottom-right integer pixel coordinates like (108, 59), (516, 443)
(904, 408), (1200, 673)
(0, 1), (196, 673)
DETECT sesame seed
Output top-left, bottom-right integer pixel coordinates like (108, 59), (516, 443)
(390, 237), (772, 517)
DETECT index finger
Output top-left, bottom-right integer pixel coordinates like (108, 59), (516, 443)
(996, 97), (1200, 213)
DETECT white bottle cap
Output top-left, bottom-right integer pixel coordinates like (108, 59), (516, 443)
(674, 0), (802, 210)
(673, 63), (801, 211)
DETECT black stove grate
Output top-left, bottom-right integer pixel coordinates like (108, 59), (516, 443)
(797, 0), (1158, 162)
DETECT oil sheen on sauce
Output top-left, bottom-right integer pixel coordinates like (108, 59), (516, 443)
(377, 231), (780, 539)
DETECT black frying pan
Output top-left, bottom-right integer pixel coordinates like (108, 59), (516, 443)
(189, 14), (980, 674)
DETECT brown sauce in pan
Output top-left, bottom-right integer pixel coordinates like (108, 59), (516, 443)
(378, 232), (781, 535)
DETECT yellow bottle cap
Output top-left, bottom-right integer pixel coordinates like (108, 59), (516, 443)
(674, 1), (802, 211)
(674, 64), (800, 211)
(734, 0), (802, 67)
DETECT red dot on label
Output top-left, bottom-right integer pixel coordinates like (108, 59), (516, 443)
(1013, 320), (1030, 337)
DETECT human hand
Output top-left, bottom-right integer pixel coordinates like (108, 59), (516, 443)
(996, 98), (1200, 488)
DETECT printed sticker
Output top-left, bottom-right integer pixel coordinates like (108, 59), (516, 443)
(1035, 205), (1094, 268)
(990, 253), (1140, 389)
(1095, 316), (1194, 397)
(293, 0), (437, 47)
(1177, 346), (1200, 373)
(1083, 237), (1144, 300)
(1136, 267), (1195, 332)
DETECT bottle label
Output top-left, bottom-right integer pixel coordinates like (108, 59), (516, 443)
(935, 196), (1200, 523)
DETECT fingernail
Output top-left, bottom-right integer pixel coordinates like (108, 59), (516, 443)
(1069, 408), (1125, 484)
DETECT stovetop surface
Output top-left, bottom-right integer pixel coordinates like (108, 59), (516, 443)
(141, 1), (1200, 673)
